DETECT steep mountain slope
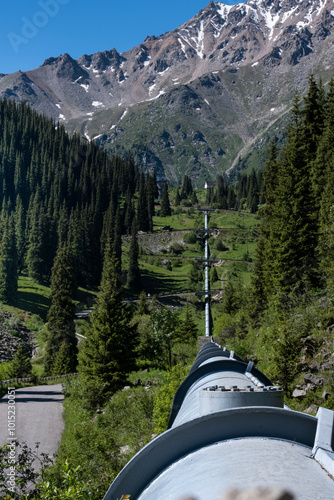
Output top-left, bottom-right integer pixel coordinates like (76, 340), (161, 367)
(1, 0), (334, 183)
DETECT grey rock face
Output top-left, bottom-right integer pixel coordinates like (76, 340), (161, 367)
(2, 0), (334, 182)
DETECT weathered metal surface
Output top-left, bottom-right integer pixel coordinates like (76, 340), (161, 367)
(103, 343), (334, 500)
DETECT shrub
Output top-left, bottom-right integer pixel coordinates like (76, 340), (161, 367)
(153, 364), (189, 433)
(183, 232), (197, 245)
(215, 240), (229, 251)
(169, 243), (183, 255)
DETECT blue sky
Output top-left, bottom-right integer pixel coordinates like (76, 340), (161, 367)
(1, 0), (242, 74)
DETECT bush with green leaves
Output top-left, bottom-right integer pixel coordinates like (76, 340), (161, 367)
(183, 232), (197, 245)
(215, 239), (229, 252)
(0, 443), (92, 500)
(153, 364), (190, 434)
(0, 441), (52, 499)
(54, 377), (157, 498)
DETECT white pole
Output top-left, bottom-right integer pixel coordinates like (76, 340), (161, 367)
(205, 211), (210, 337)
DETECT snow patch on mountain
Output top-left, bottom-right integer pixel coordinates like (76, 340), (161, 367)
(281, 6), (299, 25)
(120, 109), (128, 121)
(216, 2), (233, 20)
(178, 38), (188, 58)
(178, 20), (205, 59)
(258, 4), (280, 39)
(316, 0), (329, 16)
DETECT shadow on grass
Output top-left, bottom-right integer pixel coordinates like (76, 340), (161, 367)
(158, 295), (189, 308)
(75, 288), (96, 309)
(10, 291), (51, 320)
(141, 269), (187, 295)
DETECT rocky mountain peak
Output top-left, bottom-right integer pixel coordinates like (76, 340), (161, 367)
(1, 0), (334, 183)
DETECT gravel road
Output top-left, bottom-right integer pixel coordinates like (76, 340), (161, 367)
(0, 384), (65, 464)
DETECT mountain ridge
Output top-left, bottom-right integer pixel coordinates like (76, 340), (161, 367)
(1, 0), (334, 183)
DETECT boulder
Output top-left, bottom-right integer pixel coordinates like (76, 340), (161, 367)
(304, 373), (324, 387)
(292, 387), (307, 398)
(304, 404), (318, 415)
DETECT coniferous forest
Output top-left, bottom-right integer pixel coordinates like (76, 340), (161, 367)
(0, 97), (262, 301)
(253, 76), (334, 307)
(0, 99), (159, 293)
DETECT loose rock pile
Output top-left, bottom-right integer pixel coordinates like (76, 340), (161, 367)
(0, 311), (34, 363)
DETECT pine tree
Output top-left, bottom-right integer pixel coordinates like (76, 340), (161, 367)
(221, 277), (237, 314)
(191, 191), (198, 205)
(314, 79), (334, 215)
(302, 75), (325, 166)
(124, 187), (135, 234)
(227, 186), (236, 209)
(253, 92), (320, 306)
(211, 266), (218, 283)
(26, 192), (55, 283)
(150, 307), (179, 368)
(175, 188), (181, 206)
(180, 175), (193, 199)
(270, 319), (301, 396)
(247, 169), (259, 213)
(215, 175), (227, 209)
(52, 341), (74, 376)
(274, 96), (319, 296)
(137, 172), (150, 232)
(14, 196), (26, 272)
(44, 244), (77, 375)
(8, 346), (32, 378)
(137, 290), (149, 315)
(318, 198), (334, 292)
(145, 174), (155, 231)
(160, 182), (171, 217)
(177, 303), (198, 342)
(79, 242), (138, 397)
(127, 219), (141, 290)
(0, 214), (18, 303)
(249, 235), (268, 320)
(112, 206), (122, 271)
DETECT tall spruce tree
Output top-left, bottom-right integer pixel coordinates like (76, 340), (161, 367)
(252, 91), (320, 307)
(112, 206), (122, 271)
(315, 79), (334, 219)
(14, 195), (26, 272)
(44, 244), (77, 375)
(252, 140), (280, 304)
(175, 188), (181, 206)
(180, 175), (193, 199)
(127, 219), (141, 290)
(137, 171), (150, 232)
(302, 75), (325, 167)
(8, 346), (32, 378)
(79, 242), (138, 397)
(177, 303), (198, 342)
(0, 214), (18, 303)
(274, 95), (319, 296)
(160, 182), (171, 217)
(247, 169), (259, 213)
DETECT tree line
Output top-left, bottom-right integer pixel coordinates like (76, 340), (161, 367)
(0, 99), (161, 299)
(0, 98), (265, 303)
(251, 75), (334, 311)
